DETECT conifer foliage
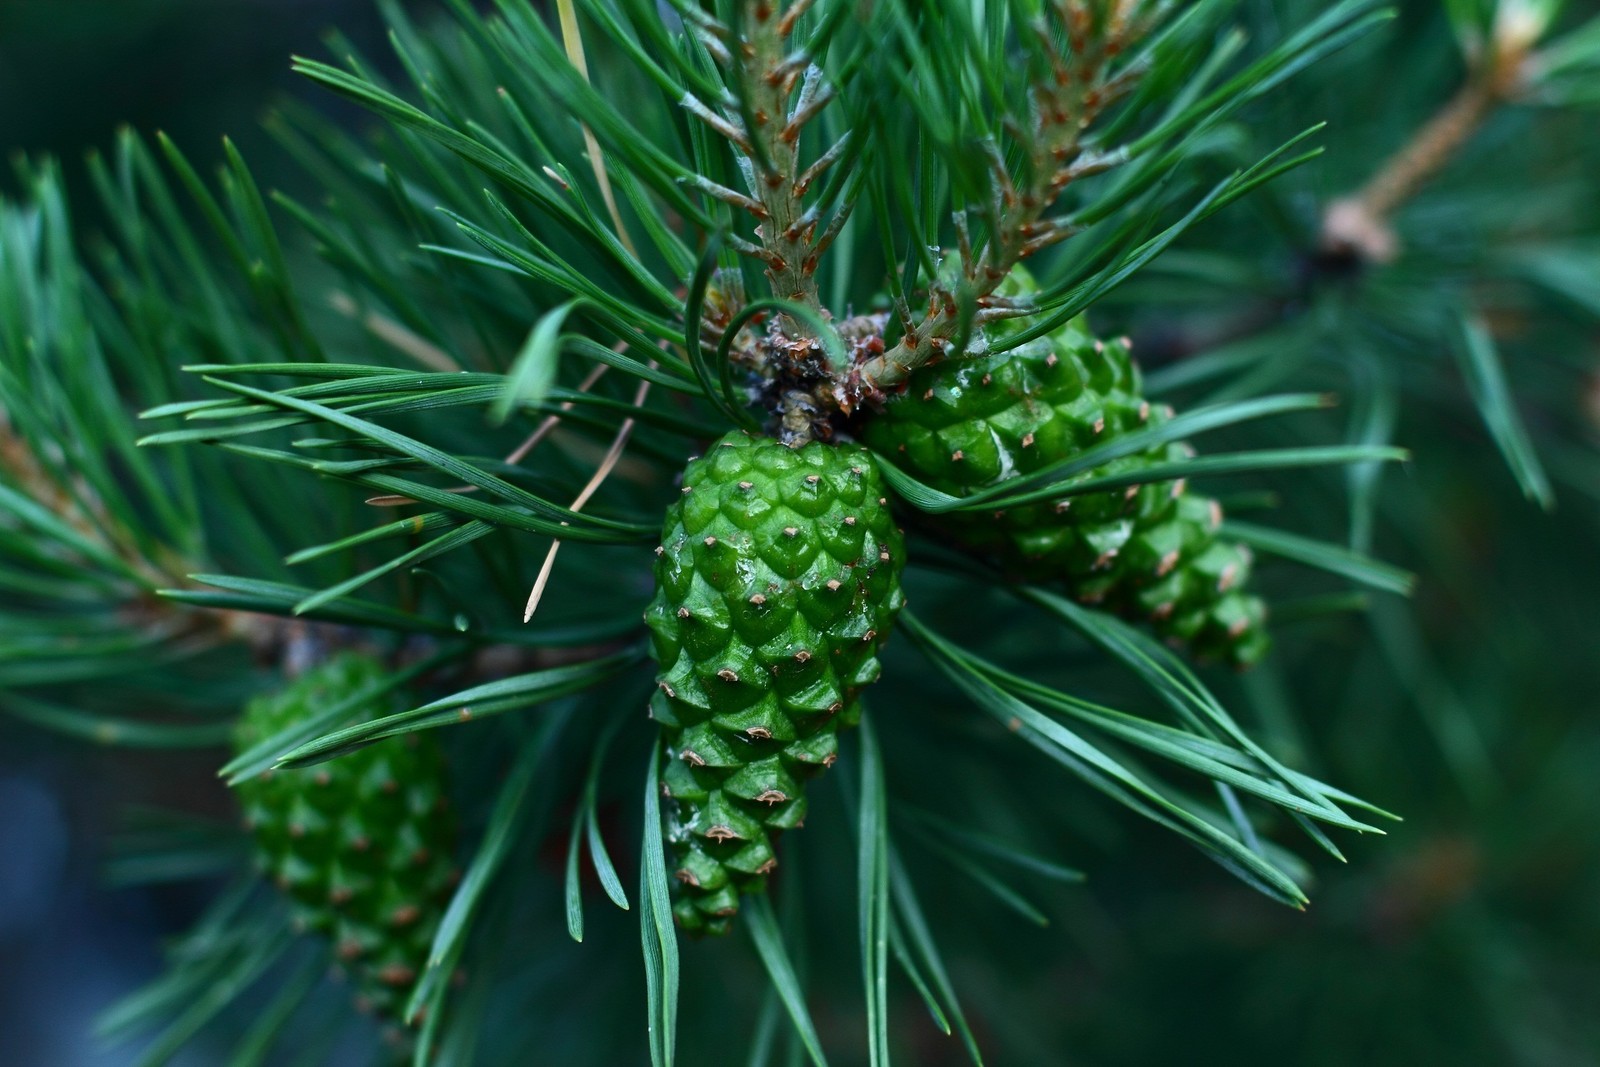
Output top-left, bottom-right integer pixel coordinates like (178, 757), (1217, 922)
(4, 0), (1598, 1062)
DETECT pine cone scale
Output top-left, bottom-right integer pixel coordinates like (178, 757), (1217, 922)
(863, 304), (1268, 668)
(233, 654), (456, 1019)
(647, 431), (905, 934)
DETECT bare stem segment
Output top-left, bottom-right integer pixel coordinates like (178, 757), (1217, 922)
(1322, 15), (1540, 263)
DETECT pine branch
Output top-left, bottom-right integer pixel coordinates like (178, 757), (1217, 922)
(852, 0), (1155, 398)
(24, 1), (1587, 1061)
(1321, 1), (1553, 262)
(680, 0), (846, 321)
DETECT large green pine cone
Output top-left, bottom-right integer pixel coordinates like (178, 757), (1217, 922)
(646, 431), (906, 934)
(861, 319), (1268, 668)
(234, 653), (457, 1019)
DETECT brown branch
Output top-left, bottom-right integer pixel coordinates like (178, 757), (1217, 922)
(1322, 27), (1536, 263)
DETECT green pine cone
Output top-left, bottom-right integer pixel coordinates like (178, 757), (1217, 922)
(233, 653), (457, 1020)
(861, 306), (1268, 669)
(645, 431), (906, 935)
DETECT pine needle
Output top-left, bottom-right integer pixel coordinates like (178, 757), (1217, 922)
(523, 368), (653, 621)
(556, 0), (637, 257)
(366, 362), (609, 507)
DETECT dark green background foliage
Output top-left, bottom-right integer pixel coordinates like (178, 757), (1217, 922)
(2, 0), (1598, 1065)
(1, 9), (422, 1065)
(0, 2), (416, 216)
